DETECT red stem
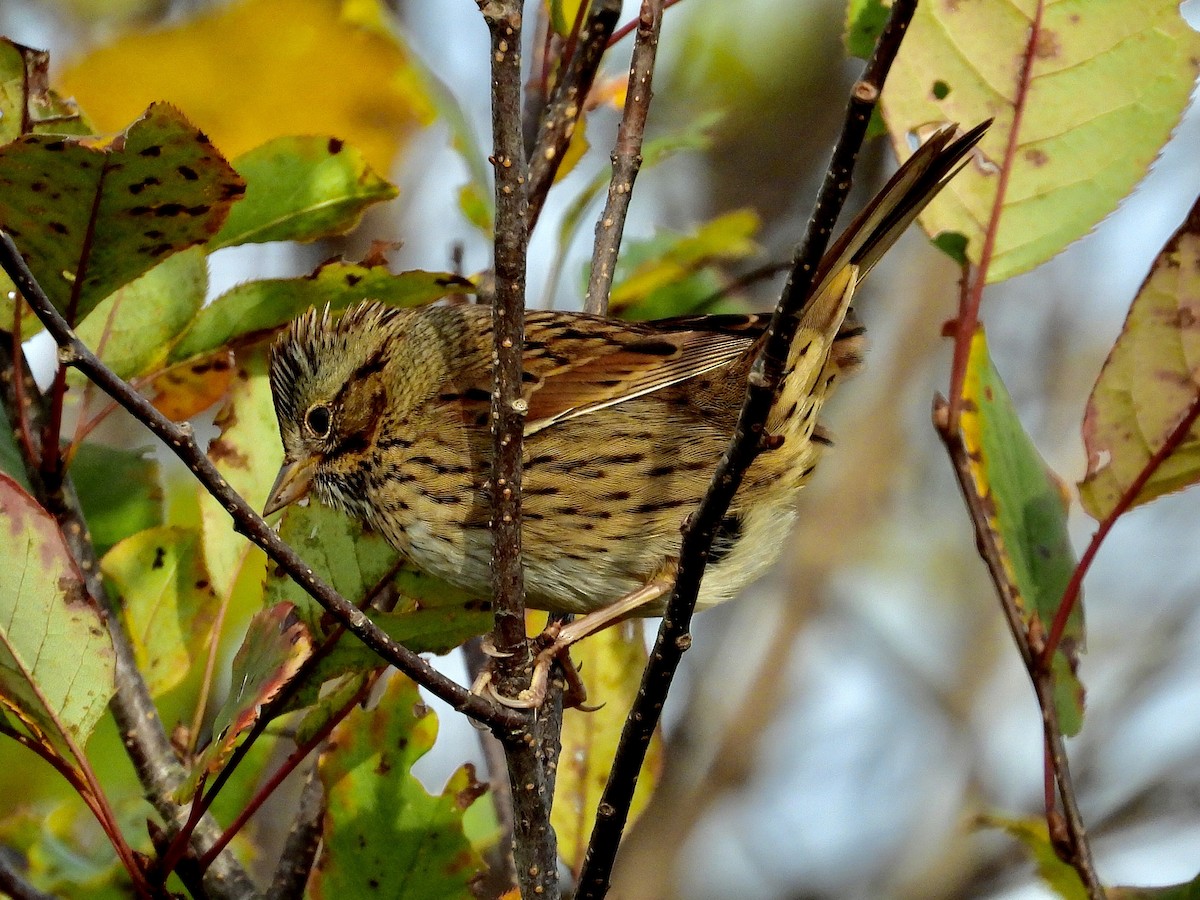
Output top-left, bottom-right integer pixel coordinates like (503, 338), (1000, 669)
(947, 0), (1045, 425)
(609, 0), (682, 46)
(1043, 389), (1200, 663)
(196, 675), (375, 872)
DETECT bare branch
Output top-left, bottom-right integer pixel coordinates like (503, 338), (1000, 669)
(585, 0), (663, 315)
(266, 765), (325, 900)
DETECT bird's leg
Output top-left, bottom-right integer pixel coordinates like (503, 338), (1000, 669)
(487, 576), (674, 710)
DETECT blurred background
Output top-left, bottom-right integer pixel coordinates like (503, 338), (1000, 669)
(2, 0), (1200, 897)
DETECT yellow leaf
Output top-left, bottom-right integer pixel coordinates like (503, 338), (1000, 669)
(59, 0), (434, 171)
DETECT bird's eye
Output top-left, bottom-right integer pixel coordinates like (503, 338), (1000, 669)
(305, 404), (332, 438)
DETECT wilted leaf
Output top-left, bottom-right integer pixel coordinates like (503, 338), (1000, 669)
(313, 674), (486, 899)
(70, 442), (162, 556)
(211, 135), (398, 250)
(73, 246), (207, 381)
(0, 474), (115, 754)
(199, 347), (275, 604)
(1080, 197), (1200, 520)
(0, 103), (244, 328)
(146, 353), (235, 422)
(177, 603), (311, 801)
(60, 0), (434, 172)
(0, 39), (89, 144)
(101, 526), (217, 698)
(882, 0), (1200, 281)
(961, 329), (1084, 734)
(553, 621), (662, 875)
(168, 262), (472, 365)
(980, 814), (1088, 900)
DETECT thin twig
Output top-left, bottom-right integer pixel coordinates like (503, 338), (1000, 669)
(585, 0), (663, 315)
(935, 396), (1105, 898)
(525, 0), (622, 232)
(608, 0), (683, 47)
(574, 3), (919, 894)
(0, 232), (524, 734)
(266, 764), (325, 900)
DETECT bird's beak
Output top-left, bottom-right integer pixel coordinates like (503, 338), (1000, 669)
(263, 456), (317, 517)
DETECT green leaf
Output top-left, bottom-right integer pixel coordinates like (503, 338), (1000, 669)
(1079, 198), (1200, 521)
(844, 0), (890, 60)
(980, 814), (1088, 900)
(553, 622), (662, 876)
(69, 442), (162, 557)
(211, 135), (398, 250)
(101, 526), (217, 698)
(177, 603), (311, 802)
(168, 262), (473, 365)
(0, 474), (115, 753)
(199, 347), (275, 605)
(881, 0), (1200, 281)
(0, 403), (32, 494)
(608, 209), (761, 317)
(313, 674), (486, 898)
(0, 102), (245, 327)
(961, 328), (1084, 734)
(73, 246), (208, 381)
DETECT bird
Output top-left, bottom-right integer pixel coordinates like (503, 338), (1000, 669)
(264, 121), (988, 706)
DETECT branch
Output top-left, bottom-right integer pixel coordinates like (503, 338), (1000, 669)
(574, 2), (920, 894)
(585, 0), (663, 315)
(0, 232), (524, 736)
(266, 764), (325, 900)
(477, 1), (561, 896)
(0, 328), (258, 899)
(934, 396), (1104, 898)
(525, 0), (622, 232)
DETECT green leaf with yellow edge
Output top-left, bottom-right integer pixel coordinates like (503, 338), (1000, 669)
(59, 0), (434, 173)
(168, 262), (473, 365)
(313, 674), (487, 899)
(979, 814), (1088, 900)
(176, 603), (311, 801)
(961, 328), (1084, 734)
(198, 347), (274, 606)
(101, 526), (218, 698)
(0, 474), (115, 755)
(0, 39), (89, 144)
(70, 443), (162, 557)
(211, 135), (398, 250)
(881, 0), (1200, 282)
(0, 103), (244, 328)
(609, 211), (758, 314)
(73, 246), (207, 382)
(553, 621), (663, 876)
(1079, 198), (1200, 521)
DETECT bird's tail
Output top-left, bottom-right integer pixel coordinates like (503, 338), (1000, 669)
(768, 120), (989, 439)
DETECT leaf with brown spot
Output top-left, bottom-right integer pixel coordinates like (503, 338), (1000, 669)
(0, 102), (244, 327)
(0, 474), (115, 758)
(882, 0), (1200, 281)
(312, 674), (486, 899)
(175, 603), (311, 802)
(146, 352), (235, 422)
(1080, 195), (1200, 520)
(0, 38), (89, 143)
(101, 526), (218, 698)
